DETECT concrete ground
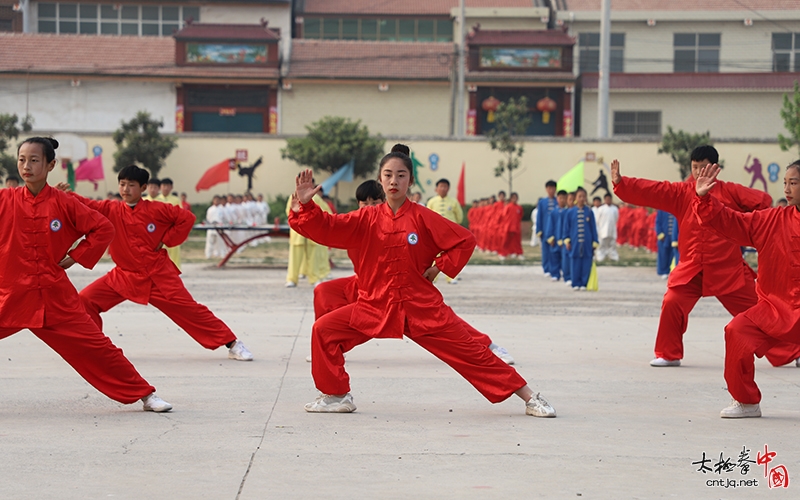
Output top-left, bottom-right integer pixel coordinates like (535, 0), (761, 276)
(2, 262), (798, 499)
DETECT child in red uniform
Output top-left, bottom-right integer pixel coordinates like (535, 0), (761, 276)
(58, 165), (253, 362)
(612, 147), (800, 368)
(4, 137), (171, 412)
(694, 161), (800, 418)
(501, 192), (524, 258)
(290, 145), (554, 417)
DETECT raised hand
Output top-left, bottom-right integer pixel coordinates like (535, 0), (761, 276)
(610, 159), (621, 185)
(55, 182), (71, 192)
(695, 163), (721, 197)
(295, 169), (321, 204)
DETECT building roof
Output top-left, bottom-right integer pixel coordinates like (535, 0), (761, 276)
(0, 34), (279, 82)
(468, 29), (575, 47)
(581, 72), (800, 91)
(299, 0), (544, 16)
(287, 40), (453, 81)
(466, 70), (576, 85)
(174, 22), (280, 42)
(560, 0), (798, 11)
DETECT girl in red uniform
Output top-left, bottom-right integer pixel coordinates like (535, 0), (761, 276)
(2, 137), (171, 412)
(694, 161), (800, 418)
(290, 145), (554, 417)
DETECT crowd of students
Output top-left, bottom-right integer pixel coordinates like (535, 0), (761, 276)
(203, 191), (271, 259)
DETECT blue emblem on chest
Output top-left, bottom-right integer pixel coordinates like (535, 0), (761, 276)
(407, 232), (419, 245)
(147, 223), (156, 233)
(50, 219), (62, 232)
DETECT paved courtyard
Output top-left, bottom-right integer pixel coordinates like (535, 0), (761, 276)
(2, 262), (797, 499)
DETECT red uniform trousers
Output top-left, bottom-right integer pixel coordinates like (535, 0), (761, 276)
(311, 303), (525, 403)
(724, 306), (800, 404)
(313, 277), (493, 346)
(502, 231), (523, 256)
(655, 273), (800, 365)
(0, 314), (154, 404)
(80, 275), (236, 350)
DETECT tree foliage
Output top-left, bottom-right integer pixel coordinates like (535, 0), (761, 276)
(487, 97), (532, 193)
(778, 80), (800, 157)
(112, 111), (177, 178)
(281, 116), (385, 178)
(0, 113), (33, 178)
(657, 126), (713, 180)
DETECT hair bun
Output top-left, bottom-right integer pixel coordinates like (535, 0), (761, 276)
(47, 137), (59, 150)
(391, 143), (410, 156)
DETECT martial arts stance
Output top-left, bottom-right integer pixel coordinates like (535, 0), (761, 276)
(290, 145), (554, 417)
(611, 147), (800, 367)
(695, 161), (800, 417)
(5, 137), (171, 412)
(58, 165), (253, 362)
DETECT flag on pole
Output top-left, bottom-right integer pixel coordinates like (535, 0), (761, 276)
(319, 159), (354, 196)
(557, 160), (585, 192)
(456, 162), (465, 206)
(75, 156), (104, 190)
(196, 159), (232, 192)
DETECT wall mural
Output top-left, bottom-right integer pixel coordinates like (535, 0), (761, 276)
(479, 47), (562, 69)
(186, 43), (268, 64)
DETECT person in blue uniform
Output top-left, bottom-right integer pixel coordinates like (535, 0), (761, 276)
(563, 187), (598, 290)
(559, 191), (576, 286)
(535, 180), (558, 277)
(544, 190), (568, 281)
(655, 210), (678, 279)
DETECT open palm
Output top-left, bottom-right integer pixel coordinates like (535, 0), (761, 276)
(295, 169), (321, 204)
(695, 163), (721, 197)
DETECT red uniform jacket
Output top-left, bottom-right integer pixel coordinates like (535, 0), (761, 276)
(290, 199), (475, 339)
(615, 176), (771, 296)
(71, 195), (196, 304)
(695, 196), (800, 334)
(0, 185), (114, 328)
(504, 202), (523, 234)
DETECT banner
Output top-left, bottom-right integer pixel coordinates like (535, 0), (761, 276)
(319, 159), (354, 196)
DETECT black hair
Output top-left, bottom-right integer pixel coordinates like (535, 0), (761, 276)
(786, 160), (800, 175)
(603, 192), (613, 199)
(379, 144), (414, 184)
(576, 187), (587, 194)
(118, 164), (150, 186)
(498, 190), (506, 197)
(160, 178), (173, 185)
(18, 137), (59, 163)
(690, 145), (719, 165)
(510, 192), (518, 198)
(149, 178), (161, 186)
(355, 179), (385, 202)
(436, 178), (450, 187)
(5, 175), (20, 184)
(593, 196), (601, 202)
(545, 180), (557, 188)
(556, 189), (567, 196)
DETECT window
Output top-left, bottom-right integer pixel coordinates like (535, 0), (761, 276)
(322, 18), (340, 40)
(773, 33), (800, 72)
(303, 17), (321, 39)
(578, 33), (624, 73)
(342, 19), (358, 40)
(613, 111), (661, 136)
(674, 33), (719, 73)
(36, 3), (199, 35)
(302, 17), (453, 42)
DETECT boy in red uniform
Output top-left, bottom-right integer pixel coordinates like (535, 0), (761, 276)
(5, 137), (171, 412)
(58, 165), (253, 362)
(501, 192), (524, 258)
(290, 145), (554, 417)
(694, 161), (800, 417)
(612, 147), (800, 367)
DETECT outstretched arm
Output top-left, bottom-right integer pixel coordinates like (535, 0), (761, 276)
(693, 163), (760, 248)
(611, 159), (684, 215)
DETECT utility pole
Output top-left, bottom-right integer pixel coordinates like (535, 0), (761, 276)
(597, 0), (611, 138)
(456, 0), (465, 138)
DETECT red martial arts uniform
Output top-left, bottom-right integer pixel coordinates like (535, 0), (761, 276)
(71, 196), (236, 350)
(501, 201), (523, 256)
(290, 199), (525, 402)
(695, 196), (800, 403)
(616, 205), (630, 245)
(614, 176), (800, 364)
(0, 185), (155, 403)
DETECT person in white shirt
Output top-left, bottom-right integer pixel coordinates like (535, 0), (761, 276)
(204, 195), (223, 258)
(595, 193), (620, 262)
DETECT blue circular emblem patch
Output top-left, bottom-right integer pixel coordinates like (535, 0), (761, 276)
(50, 219), (62, 232)
(407, 232), (419, 245)
(147, 223), (156, 233)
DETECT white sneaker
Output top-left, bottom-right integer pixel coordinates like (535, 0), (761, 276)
(498, 255), (506, 261)
(572, 286), (579, 290)
(228, 340), (254, 361)
(306, 354), (312, 363)
(525, 393), (556, 418)
(448, 278), (459, 284)
(565, 280), (572, 286)
(304, 393), (356, 413)
(550, 276), (558, 282)
(284, 281), (297, 288)
(720, 399), (761, 418)
(142, 393), (173, 412)
(650, 357), (681, 367)
(579, 286), (587, 291)
(543, 272), (551, 278)
(491, 345), (515, 365)
(661, 274), (669, 280)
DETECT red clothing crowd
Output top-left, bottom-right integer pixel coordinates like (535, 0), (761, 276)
(615, 204), (658, 252)
(467, 196), (524, 258)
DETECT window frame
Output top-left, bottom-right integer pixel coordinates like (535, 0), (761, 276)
(673, 33), (720, 73)
(36, 3), (198, 36)
(613, 111), (662, 136)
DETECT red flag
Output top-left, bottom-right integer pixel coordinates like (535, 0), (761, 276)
(75, 156), (104, 190)
(196, 159), (232, 192)
(456, 162), (465, 206)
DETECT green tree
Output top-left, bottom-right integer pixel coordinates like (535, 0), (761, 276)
(282, 116), (384, 179)
(0, 113), (33, 178)
(778, 80), (800, 157)
(657, 126), (714, 180)
(112, 111), (177, 178)
(487, 97), (532, 193)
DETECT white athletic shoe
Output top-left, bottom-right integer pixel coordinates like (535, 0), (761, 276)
(720, 400), (761, 419)
(306, 354), (312, 362)
(284, 281), (297, 288)
(448, 278), (459, 284)
(491, 345), (515, 365)
(525, 393), (556, 418)
(565, 280), (572, 286)
(142, 393), (173, 413)
(795, 358), (800, 367)
(572, 286), (579, 290)
(660, 274), (669, 280)
(579, 286), (587, 291)
(228, 340), (254, 361)
(650, 357), (681, 367)
(304, 393), (356, 413)
(550, 276), (559, 282)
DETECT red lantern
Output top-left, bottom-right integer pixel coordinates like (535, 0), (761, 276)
(536, 97), (557, 124)
(482, 96), (500, 123)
